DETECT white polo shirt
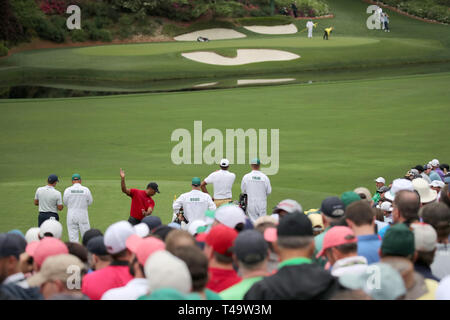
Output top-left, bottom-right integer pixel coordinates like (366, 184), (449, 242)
(34, 185), (63, 213)
(63, 183), (93, 212)
(173, 190), (216, 224)
(204, 169), (236, 199)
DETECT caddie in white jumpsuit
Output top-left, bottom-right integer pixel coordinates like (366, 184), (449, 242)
(173, 177), (216, 230)
(63, 173), (93, 242)
(306, 20), (315, 38)
(241, 158), (272, 223)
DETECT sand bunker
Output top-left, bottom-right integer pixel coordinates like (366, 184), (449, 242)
(237, 78), (295, 85)
(174, 28), (246, 41)
(182, 49), (300, 66)
(194, 82), (218, 87)
(244, 24), (298, 35)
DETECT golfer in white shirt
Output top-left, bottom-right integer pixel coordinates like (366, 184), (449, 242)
(201, 158), (236, 208)
(34, 174), (63, 227)
(241, 158), (272, 223)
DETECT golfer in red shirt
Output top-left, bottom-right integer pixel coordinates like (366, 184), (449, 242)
(120, 168), (159, 225)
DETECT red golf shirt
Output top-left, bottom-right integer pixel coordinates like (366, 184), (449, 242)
(82, 261), (133, 300)
(129, 188), (155, 221)
(206, 267), (241, 293)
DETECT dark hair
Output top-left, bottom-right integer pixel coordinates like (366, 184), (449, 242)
(345, 200), (374, 226)
(415, 251), (435, 267)
(172, 246), (208, 292)
(65, 242), (88, 264)
(374, 208), (385, 222)
(394, 190), (420, 225)
(111, 249), (129, 261)
(441, 185), (450, 209)
(414, 165), (424, 173)
(440, 164), (449, 171)
(420, 202), (450, 240)
(333, 241), (357, 255)
(213, 251), (233, 264)
(165, 230), (196, 254)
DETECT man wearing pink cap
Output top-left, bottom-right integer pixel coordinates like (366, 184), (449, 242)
(25, 237), (69, 273)
(101, 235), (165, 300)
(316, 226), (368, 277)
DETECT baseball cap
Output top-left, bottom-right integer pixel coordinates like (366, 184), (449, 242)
(341, 191), (361, 208)
(233, 230), (268, 265)
(25, 227), (41, 244)
(384, 178), (414, 201)
(27, 254), (85, 288)
(430, 180), (445, 188)
(250, 158), (261, 165)
(414, 165), (424, 172)
(191, 177), (201, 186)
(254, 215), (278, 228)
(378, 201), (393, 212)
(220, 158), (230, 167)
(410, 223), (437, 252)
(424, 164), (432, 170)
(167, 222), (182, 229)
(339, 262), (406, 300)
(308, 213), (324, 232)
(147, 182), (160, 193)
(431, 159), (440, 167)
(277, 212), (313, 237)
(28, 237), (69, 267)
(39, 219), (63, 239)
(320, 197), (345, 218)
(47, 174), (59, 184)
(72, 173), (81, 181)
(375, 177), (386, 184)
(82, 229), (103, 247)
(152, 225), (174, 241)
(316, 226), (357, 258)
(273, 199), (303, 215)
(413, 178), (438, 203)
(381, 223), (415, 257)
(134, 223), (150, 238)
(86, 236), (108, 256)
(145, 250), (192, 294)
(126, 235), (165, 265)
(0, 233), (27, 259)
(215, 204), (246, 229)
(142, 215), (162, 232)
(103, 221), (135, 254)
(187, 220), (208, 236)
(205, 224), (238, 256)
(377, 186), (390, 194)
(264, 227), (277, 243)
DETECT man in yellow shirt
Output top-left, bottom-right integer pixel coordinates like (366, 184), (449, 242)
(323, 27), (333, 40)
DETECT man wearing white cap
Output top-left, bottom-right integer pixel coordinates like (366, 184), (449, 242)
(173, 177), (216, 229)
(428, 161), (443, 182)
(377, 201), (393, 224)
(39, 219), (63, 239)
(63, 173), (93, 243)
(241, 158), (272, 223)
(431, 159), (445, 181)
(430, 180), (445, 200)
(201, 158), (236, 208)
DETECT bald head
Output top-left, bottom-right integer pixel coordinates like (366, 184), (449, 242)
(393, 190), (420, 224)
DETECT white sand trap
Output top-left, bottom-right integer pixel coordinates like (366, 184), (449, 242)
(244, 24), (298, 35)
(237, 78), (295, 85)
(182, 49), (300, 66)
(174, 28), (246, 41)
(194, 82), (218, 87)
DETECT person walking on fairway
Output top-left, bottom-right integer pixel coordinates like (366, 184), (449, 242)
(34, 174), (64, 227)
(323, 27), (333, 40)
(63, 173), (93, 242)
(120, 168), (159, 226)
(241, 158), (272, 223)
(173, 177), (216, 228)
(201, 158), (236, 208)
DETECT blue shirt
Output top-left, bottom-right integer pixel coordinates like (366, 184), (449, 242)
(357, 234), (381, 264)
(378, 225), (390, 238)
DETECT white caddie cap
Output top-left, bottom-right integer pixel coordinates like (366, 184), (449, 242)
(384, 178), (414, 201)
(215, 204), (246, 229)
(104, 221), (136, 254)
(431, 159), (440, 167)
(25, 227), (41, 243)
(430, 180), (445, 188)
(220, 158), (230, 167)
(187, 220), (207, 236)
(134, 223), (150, 238)
(375, 177), (386, 184)
(39, 219), (63, 239)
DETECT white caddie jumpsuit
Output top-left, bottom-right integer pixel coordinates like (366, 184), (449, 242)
(63, 183), (93, 242)
(306, 21), (314, 38)
(173, 189), (216, 230)
(241, 170), (272, 223)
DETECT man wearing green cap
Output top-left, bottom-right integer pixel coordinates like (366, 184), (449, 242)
(241, 158), (272, 223)
(63, 173), (93, 242)
(173, 177), (216, 229)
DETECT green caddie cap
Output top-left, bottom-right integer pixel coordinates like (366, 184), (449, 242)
(381, 223), (415, 257)
(340, 191), (361, 208)
(192, 177), (201, 186)
(72, 173), (81, 181)
(250, 158), (261, 165)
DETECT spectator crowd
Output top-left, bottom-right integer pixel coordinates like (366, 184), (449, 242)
(1, 158), (450, 300)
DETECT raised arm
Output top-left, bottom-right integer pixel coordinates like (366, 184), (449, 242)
(120, 168), (131, 196)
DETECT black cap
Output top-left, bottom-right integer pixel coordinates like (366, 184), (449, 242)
(414, 165), (424, 173)
(0, 233), (27, 259)
(234, 230), (268, 264)
(48, 174), (59, 184)
(277, 213), (313, 237)
(152, 225), (174, 241)
(320, 197), (345, 218)
(86, 236), (108, 256)
(82, 229), (103, 247)
(142, 216), (162, 231)
(147, 182), (160, 193)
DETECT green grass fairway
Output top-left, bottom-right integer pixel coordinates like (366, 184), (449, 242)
(0, 73), (449, 238)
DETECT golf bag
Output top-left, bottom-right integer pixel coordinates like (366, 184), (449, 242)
(173, 206), (189, 225)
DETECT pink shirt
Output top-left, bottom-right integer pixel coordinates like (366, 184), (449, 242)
(82, 261), (133, 300)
